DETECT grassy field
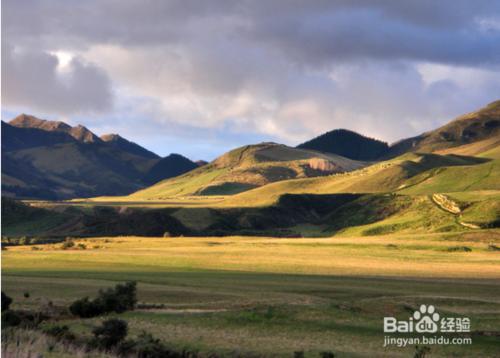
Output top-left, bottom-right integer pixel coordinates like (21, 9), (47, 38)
(3, 232), (500, 357)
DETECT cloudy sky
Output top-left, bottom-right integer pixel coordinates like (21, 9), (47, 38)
(2, 0), (500, 160)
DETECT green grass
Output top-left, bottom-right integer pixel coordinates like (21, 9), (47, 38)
(460, 199), (500, 227)
(2, 234), (500, 357)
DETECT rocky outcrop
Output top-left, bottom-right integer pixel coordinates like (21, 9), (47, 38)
(308, 157), (340, 172)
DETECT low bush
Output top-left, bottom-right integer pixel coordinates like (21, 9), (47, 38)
(44, 324), (76, 342)
(446, 246), (472, 252)
(119, 329), (204, 357)
(2, 310), (22, 327)
(488, 244), (500, 251)
(414, 345), (431, 358)
(93, 319), (128, 349)
(69, 297), (104, 318)
(69, 281), (137, 318)
(1, 310), (47, 329)
(2, 291), (12, 311)
(61, 239), (75, 249)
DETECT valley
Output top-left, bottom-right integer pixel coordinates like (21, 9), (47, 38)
(2, 101), (500, 357)
(3, 233), (500, 357)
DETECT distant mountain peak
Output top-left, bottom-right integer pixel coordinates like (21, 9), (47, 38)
(10, 114), (71, 131)
(298, 128), (389, 161)
(9, 114), (100, 143)
(142, 153), (197, 185)
(100, 133), (122, 142)
(69, 125), (100, 143)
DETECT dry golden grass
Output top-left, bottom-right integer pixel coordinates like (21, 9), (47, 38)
(4, 232), (500, 279)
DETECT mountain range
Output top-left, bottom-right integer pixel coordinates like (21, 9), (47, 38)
(2, 114), (198, 199)
(2, 100), (499, 238)
(2, 101), (500, 201)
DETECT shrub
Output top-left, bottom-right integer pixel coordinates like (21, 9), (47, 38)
(69, 297), (103, 318)
(1, 309), (46, 329)
(118, 331), (180, 357)
(320, 352), (335, 358)
(2, 310), (22, 327)
(2, 291), (12, 311)
(294, 352), (305, 358)
(77, 243), (87, 250)
(93, 319), (128, 349)
(163, 231), (171, 238)
(414, 345), (431, 358)
(69, 281), (137, 318)
(44, 324), (76, 342)
(19, 236), (31, 245)
(61, 240), (75, 250)
(488, 244), (500, 251)
(24, 292), (30, 299)
(446, 246), (472, 252)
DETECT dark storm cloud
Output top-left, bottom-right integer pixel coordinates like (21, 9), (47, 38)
(3, 0), (500, 65)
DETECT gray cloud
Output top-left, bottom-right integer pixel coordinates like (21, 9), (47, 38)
(2, 0), (500, 150)
(4, 0), (500, 64)
(2, 42), (112, 116)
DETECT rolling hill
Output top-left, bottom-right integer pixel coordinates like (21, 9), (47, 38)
(3, 100), (500, 238)
(2, 115), (198, 199)
(126, 142), (368, 199)
(386, 100), (500, 158)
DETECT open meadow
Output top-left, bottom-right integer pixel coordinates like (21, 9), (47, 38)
(2, 232), (500, 357)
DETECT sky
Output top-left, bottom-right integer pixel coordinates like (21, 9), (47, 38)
(2, 1), (500, 160)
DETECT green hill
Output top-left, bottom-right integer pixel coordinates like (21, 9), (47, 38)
(127, 142), (368, 199)
(4, 101), (500, 238)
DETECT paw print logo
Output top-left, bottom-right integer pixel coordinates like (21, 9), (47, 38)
(414, 304), (439, 333)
